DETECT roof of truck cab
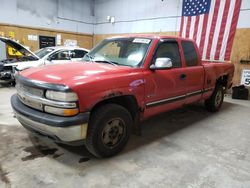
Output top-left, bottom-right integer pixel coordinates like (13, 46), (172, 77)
(106, 34), (195, 42)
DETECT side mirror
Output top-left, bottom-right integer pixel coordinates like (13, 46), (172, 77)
(150, 57), (173, 70)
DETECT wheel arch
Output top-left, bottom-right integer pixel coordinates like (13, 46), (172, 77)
(90, 95), (141, 123)
(216, 74), (229, 88)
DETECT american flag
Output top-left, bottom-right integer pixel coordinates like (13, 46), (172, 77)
(180, 0), (242, 61)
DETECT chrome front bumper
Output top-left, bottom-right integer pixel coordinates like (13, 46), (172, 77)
(11, 94), (89, 143)
(15, 111), (88, 142)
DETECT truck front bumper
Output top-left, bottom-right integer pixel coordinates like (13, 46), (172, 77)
(11, 94), (89, 144)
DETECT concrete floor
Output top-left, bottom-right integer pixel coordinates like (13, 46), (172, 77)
(0, 86), (250, 188)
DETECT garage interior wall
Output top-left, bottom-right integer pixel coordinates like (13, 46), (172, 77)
(0, 0), (94, 51)
(0, 0), (249, 85)
(93, 0), (250, 86)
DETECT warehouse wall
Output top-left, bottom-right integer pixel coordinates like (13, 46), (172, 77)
(0, 0), (94, 34)
(0, 25), (93, 52)
(0, 0), (94, 52)
(94, 0), (182, 34)
(231, 0), (250, 85)
(93, 0), (250, 86)
(94, 0), (250, 35)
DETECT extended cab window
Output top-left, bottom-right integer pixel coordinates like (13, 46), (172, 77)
(155, 41), (181, 68)
(181, 41), (198, 66)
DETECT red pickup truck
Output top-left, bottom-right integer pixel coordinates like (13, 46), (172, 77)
(11, 35), (234, 158)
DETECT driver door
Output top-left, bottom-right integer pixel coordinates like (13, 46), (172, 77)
(144, 40), (187, 117)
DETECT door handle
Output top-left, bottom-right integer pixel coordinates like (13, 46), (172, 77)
(180, 74), (186, 80)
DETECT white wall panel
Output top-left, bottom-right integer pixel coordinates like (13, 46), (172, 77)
(94, 0), (250, 34)
(0, 0), (249, 35)
(94, 0), (182, 34)
(238, 0), (250, 28)
(0, 0), (94, 34)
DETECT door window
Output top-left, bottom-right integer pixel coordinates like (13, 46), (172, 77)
(155, 41), (181, 68)
(49, 50), (71, 61)
(72, 50), (87, 59)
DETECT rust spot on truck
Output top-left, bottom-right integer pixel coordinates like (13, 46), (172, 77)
(102, 91), (123, 99)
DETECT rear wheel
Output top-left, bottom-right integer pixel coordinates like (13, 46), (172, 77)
(85, 104), (132, 158)
(205, 85), (224, 112)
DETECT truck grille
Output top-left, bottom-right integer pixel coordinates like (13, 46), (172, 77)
(16, 83), (44, 111)
(16, 80), (77, 113)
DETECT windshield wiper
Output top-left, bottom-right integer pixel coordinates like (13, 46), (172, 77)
(94, 60), (118, 66)
(84, 54), (94, 62)
(84, 54), (118, 66)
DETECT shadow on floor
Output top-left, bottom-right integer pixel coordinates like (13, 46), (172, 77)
(25, 101), (235, 164)
(0, 83), (14, 88)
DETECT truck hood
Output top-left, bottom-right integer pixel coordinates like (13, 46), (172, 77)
(0, 36), (39, 60)
(20, 62), (133, 86)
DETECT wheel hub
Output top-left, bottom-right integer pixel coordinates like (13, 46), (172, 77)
(215, 90), (222, 107)
(102, 118), (125, 148)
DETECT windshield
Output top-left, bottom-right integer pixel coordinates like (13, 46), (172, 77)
(35, 47), (55, 58)
(83, 38), (151, 67)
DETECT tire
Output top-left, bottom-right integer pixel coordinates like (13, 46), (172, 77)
(205, 85), (224, 112)
(10, 81), (16, 87)
(85, 104), (132, 158)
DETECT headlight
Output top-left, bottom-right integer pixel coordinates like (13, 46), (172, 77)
(45, 106), (79, 116)
(46, 90), (78, 102)
(45, 90), (79, 116)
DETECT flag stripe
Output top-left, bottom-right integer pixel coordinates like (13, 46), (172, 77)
(220, 0), (236, 60)
(210, 0), (227, 60)
(225, 0), (242, 61)
(180, 16), (184, 37)
(206, 0), (221, 60)
(215, 0), (231, 60)
(189, 16), (196, 39)
(202, 0), (217, 59)
(182, 16), (188, 38)
(196, 14), (204, 47)
(199, 14), (209, 58)
(186, 16), (192, 38)
(193, 16), (200, 42)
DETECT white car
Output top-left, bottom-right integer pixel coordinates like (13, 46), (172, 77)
(0, 36), (89, 84)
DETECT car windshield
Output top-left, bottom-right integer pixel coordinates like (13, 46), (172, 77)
(83, 38), (151, 67)
(35, 47), (55, 58)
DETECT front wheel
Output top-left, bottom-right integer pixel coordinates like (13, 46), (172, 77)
(205, 85), (224, 112)
(85, 104), (132, 158)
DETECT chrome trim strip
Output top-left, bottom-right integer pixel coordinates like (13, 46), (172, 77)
(203, 87), (214, 92)
(186, 90), (202, 97)
(146, 94), (186, 107)
(146, 88), (215, 108)
(18, 90), (77, 108)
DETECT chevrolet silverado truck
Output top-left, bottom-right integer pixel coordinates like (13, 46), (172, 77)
(11, 35), (234, 158)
